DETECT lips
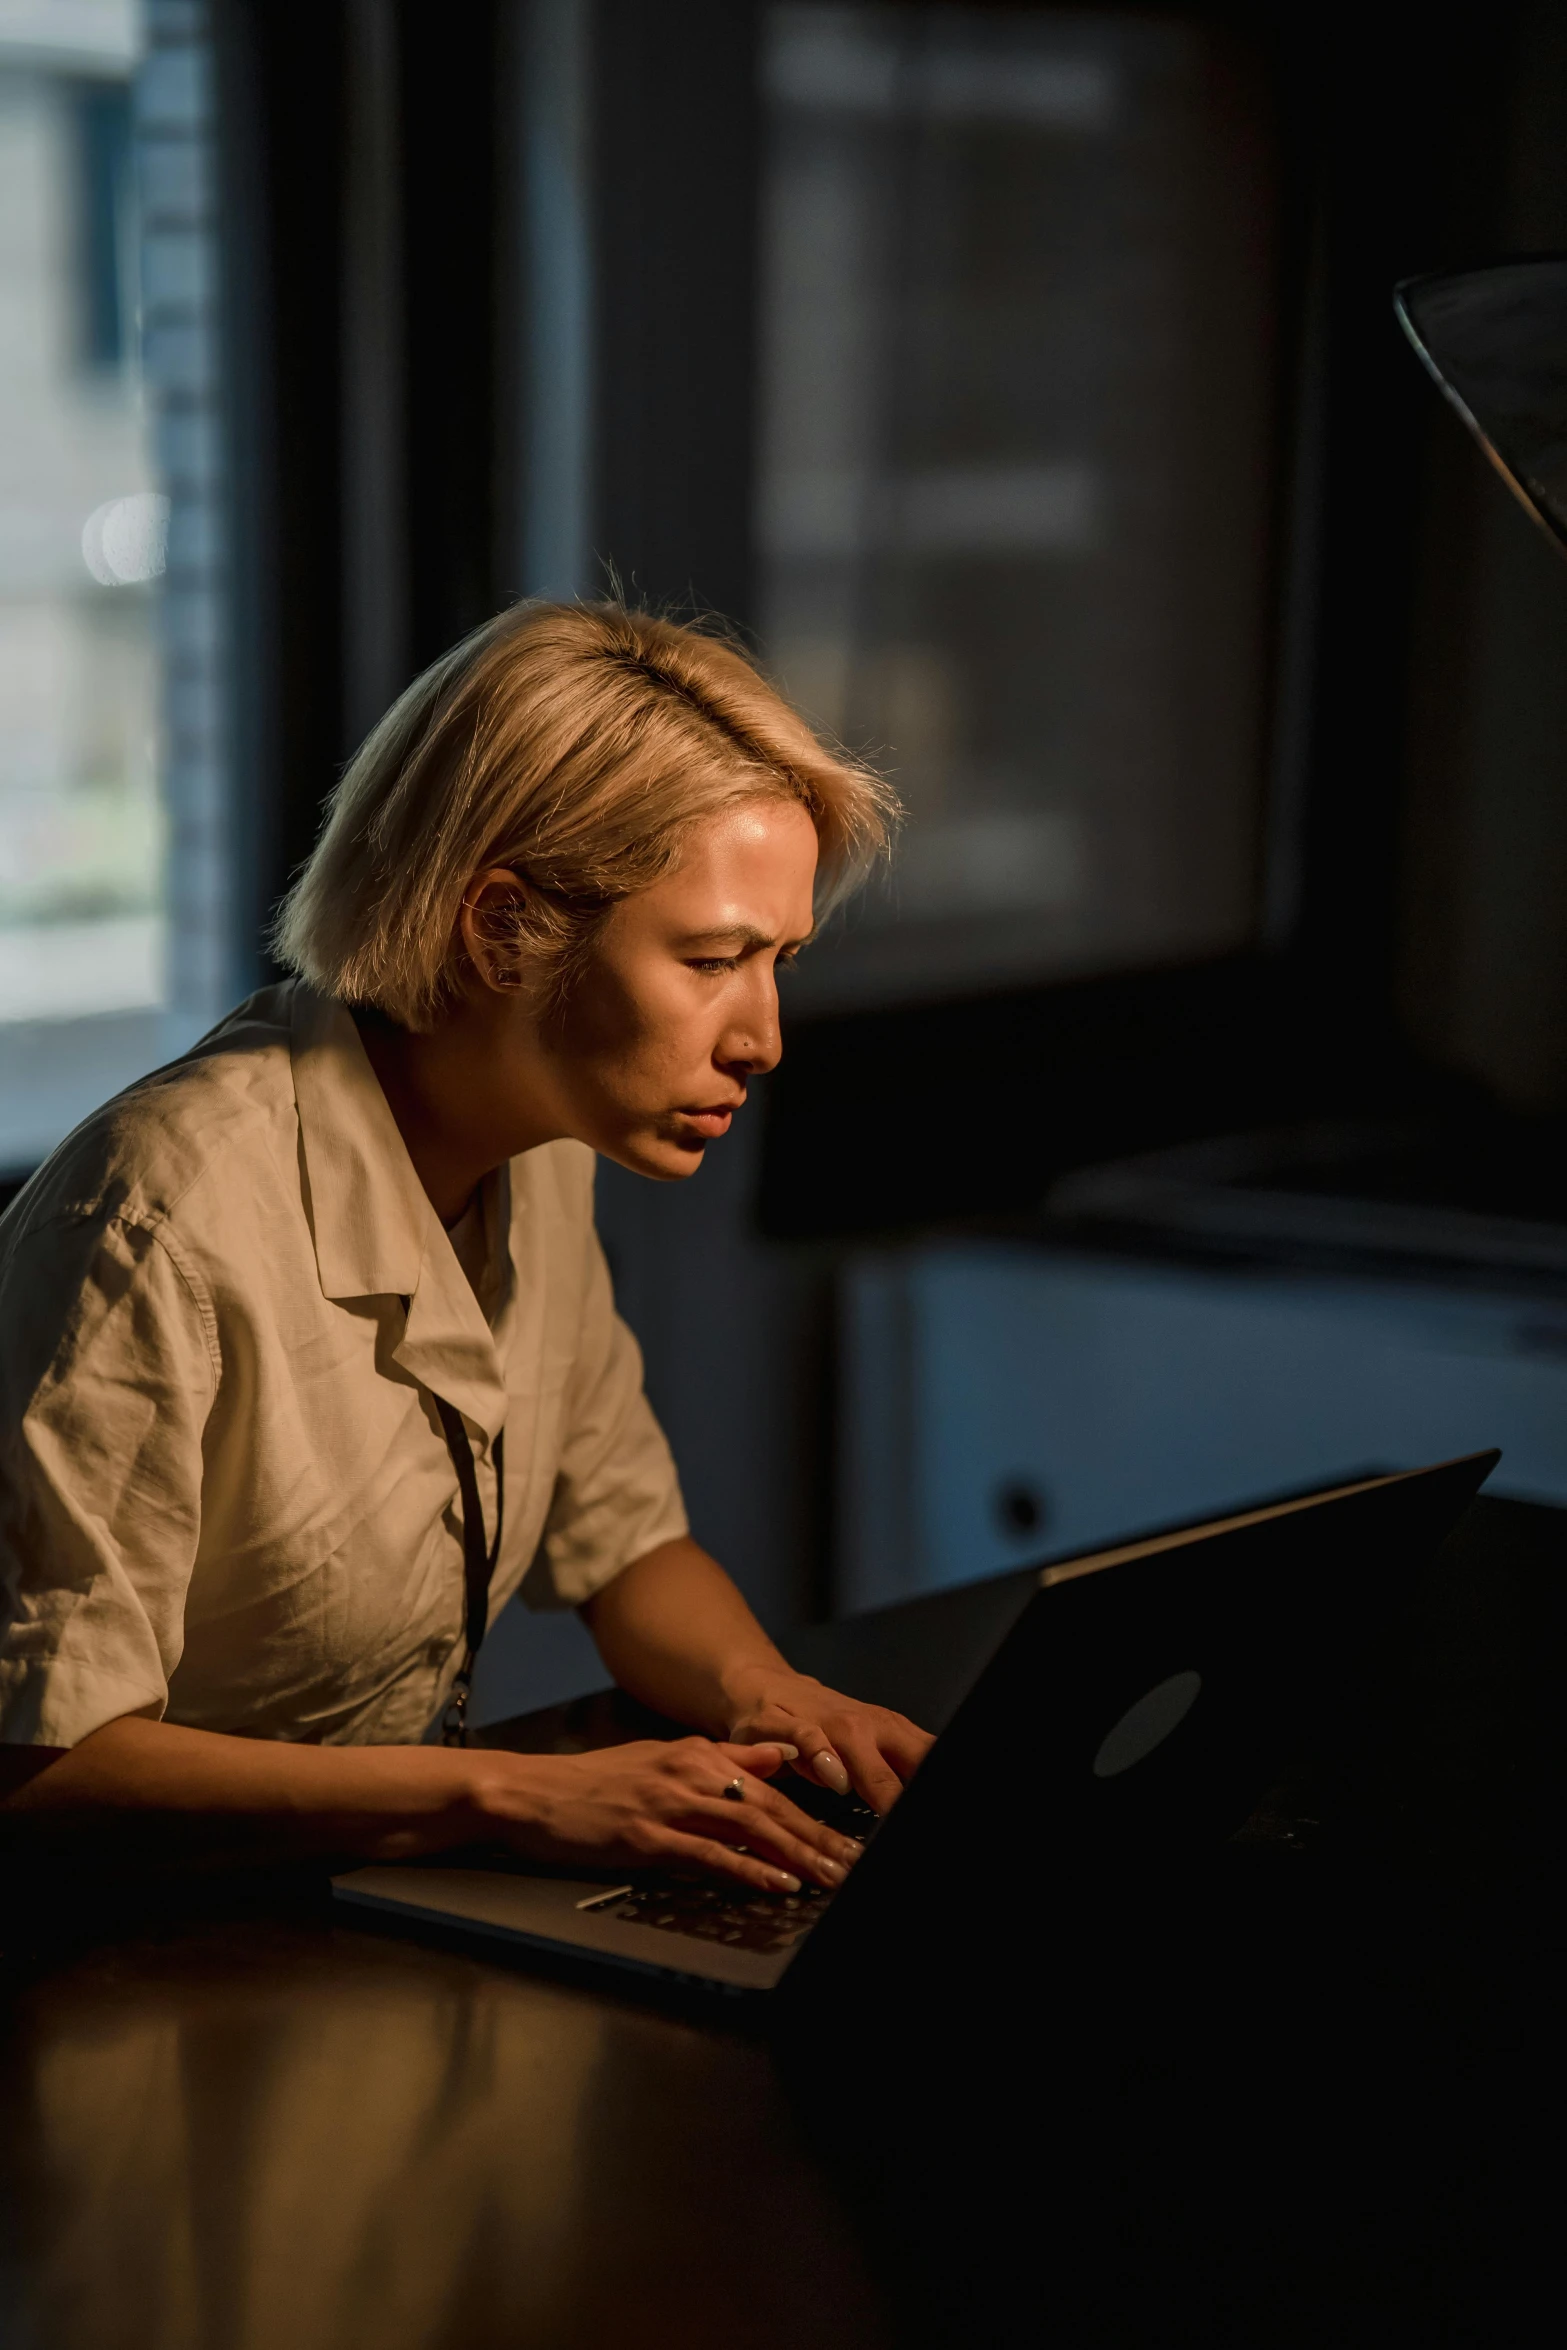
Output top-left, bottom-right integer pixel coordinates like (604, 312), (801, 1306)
(676, 1107), (737, 1139)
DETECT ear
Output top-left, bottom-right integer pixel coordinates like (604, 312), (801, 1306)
(459, 867), (534, 997)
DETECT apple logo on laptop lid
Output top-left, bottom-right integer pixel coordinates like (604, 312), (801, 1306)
(1093, 1670), (1203, 1778)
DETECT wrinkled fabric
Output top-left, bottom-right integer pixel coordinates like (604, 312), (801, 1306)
(0, 982), (686, 1748)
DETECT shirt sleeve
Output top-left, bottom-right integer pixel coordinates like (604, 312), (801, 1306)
(0, 1208), (215, 1747)
(523, 1224), (688, 1610)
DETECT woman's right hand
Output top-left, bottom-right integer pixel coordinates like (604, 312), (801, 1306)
(466, 1736), (862, 1894)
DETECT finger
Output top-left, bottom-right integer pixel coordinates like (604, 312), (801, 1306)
(705, 1781), (860, 1866)
(881, 1726), (936, 1781)
(882, 1715), (937, 1767)
(685, 1798), (852, 1891)
(743, 1780), (863, 1868)
(707, 1763), (863, 1860)
(716, 1740), (799, 1781)
(837, 1714), (934, 1786)
(649, 1829), (803, 1896)
(832, 1729), (906, 1816)
(773, 1721), (851, 1796)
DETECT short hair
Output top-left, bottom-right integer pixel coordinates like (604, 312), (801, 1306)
(273, 600), (897, 1030)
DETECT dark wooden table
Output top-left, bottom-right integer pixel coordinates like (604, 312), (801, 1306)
(2, 1496), (1560, 2350)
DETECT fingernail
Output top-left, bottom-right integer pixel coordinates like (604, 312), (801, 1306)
(771, 1871), (801, 1892)
(814, 1752), (850, 1794)
(819, 1859), (847, 1884)
(774, 1743), (799, 1760)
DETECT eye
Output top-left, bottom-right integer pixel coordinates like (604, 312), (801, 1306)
(686, 956), (739, 975)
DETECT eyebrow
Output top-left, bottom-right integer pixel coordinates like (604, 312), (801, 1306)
(677, 924), (814, 952)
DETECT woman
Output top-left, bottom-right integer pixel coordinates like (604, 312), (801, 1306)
(0, 602), (932, 1892)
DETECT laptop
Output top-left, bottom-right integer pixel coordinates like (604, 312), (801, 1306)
(332, 1450), (1498, 1998)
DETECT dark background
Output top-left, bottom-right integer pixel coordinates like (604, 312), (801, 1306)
(214, 0), (1567, 1206)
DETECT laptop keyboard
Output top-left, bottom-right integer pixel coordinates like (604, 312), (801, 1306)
(591, 1880), (833, 1955)
(585, 1788), (881, 1957)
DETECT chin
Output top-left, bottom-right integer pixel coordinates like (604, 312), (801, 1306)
(611, 1136), (706, 1182)
(649, 1145), (706, 1182)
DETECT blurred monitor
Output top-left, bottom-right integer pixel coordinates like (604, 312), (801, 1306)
(0, 0), (233, 1172)
(754, 4), (1278, 1014)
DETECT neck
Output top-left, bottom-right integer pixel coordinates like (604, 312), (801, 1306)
(351, 1002), (563, 1225)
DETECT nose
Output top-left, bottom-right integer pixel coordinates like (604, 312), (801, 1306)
(719, 967), (783, 1077)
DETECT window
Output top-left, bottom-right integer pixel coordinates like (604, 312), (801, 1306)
(756, 3), (1279, 1012)
(0, 0), (231, 1171)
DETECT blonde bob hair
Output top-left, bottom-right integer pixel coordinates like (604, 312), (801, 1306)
(274, 601), (897, 1031)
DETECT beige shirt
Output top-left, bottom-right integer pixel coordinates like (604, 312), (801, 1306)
(0, 982), (687, 1749)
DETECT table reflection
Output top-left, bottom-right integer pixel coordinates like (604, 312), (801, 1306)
(1, 1911), (883, 2350)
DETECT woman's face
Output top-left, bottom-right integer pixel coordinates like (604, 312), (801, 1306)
(475, 798), (820, 1181)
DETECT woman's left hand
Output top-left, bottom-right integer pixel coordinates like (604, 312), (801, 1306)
(723, 1668), (934, 1814)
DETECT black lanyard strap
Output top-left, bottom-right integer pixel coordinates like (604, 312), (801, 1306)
(434, 1399), (506, 1747)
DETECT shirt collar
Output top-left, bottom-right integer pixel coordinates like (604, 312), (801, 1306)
(291, 984), (428, 1299)
(290, 984), (510, 1439)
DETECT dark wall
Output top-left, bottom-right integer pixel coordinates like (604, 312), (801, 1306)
(212, 0), (348, 980)
(591, 0), (761, 623)
(401, 5), (502, 672)
(213, 0), (1566, 1085)
(1289, 3), (1522, 1026)
(760, 1), (1557, 1241)
(213, 0), (504, 972)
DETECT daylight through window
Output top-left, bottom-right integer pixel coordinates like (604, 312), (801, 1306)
(0, 0), (230, 1169)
